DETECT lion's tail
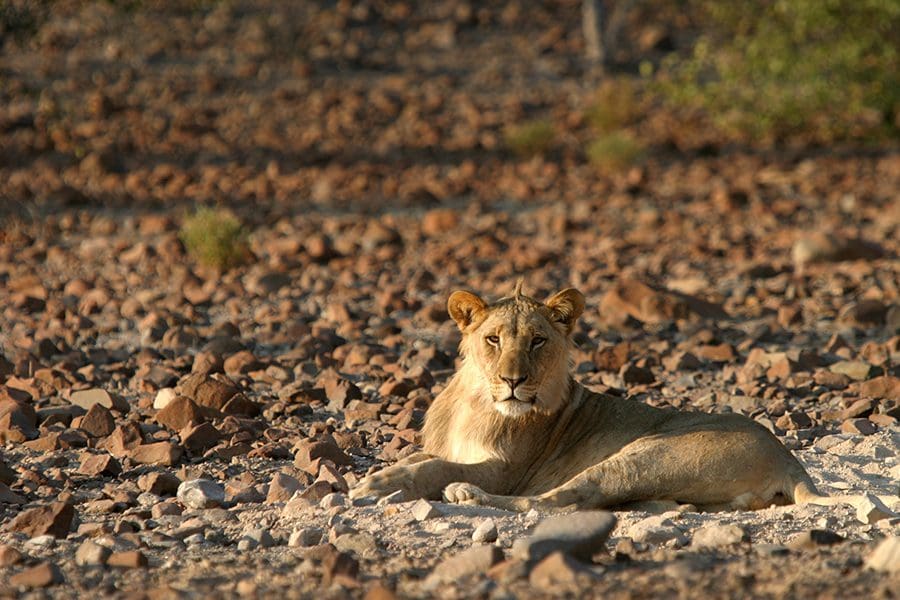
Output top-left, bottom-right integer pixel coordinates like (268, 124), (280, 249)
(785, 465), (899, 522)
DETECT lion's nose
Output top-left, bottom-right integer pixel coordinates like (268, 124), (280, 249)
(501, 375), (527, 390)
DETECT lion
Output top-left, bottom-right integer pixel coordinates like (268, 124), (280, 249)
(351, 283), (897, 517)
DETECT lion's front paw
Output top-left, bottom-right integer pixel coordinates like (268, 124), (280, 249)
(443, 482), (489, 505)
(350, 464), (421, 501)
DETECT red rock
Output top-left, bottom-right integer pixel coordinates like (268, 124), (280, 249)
(0, 544), (24, 566)
(102, 423), (144, 457)
(322, 373), (363, 410)
(78, 403), (116, 437)
(0, 482), (25, 504)
(137, 472), (181, 495)
(77, 453), (122, 477)
(156, 396), (205, 431)
(378, 377), (416, 398)
(178, 373), (242, 411)
(841, 418), (877, 435)
(775, 411), (813, 430)
(869, 413), (897, 427)
(0, 399), (38, 442)
(317, 462), (349, 493)
(220, 393), (260, 416)
(854, 376), (900, 401)
(528, 552), (596, 588)
(129, 442), (182, 466)
(298, 480), (335, 503)
(266, 472), (303, 503)
(600, 279), (727, 325)
(5, 502), (74, 538)
(421, 208), (458, 236)
(343, 400), (384, 422)
(180, 422), (222, 452)
(223, 350), (263, 375)
(293, 439), (353, 473)
(9, 562), (63, 588)
(322, 548), (359, 586)
(107, 550), (148, 568)
(766, 358), (800, 381)
(0, 458), (16, 484)
(694, 344), (736, 362)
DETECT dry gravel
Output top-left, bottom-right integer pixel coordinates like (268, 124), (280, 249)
(1, 1), (899, 598)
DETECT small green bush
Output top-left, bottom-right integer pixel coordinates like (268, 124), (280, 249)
(658, 0), (900, 142)
(586, 131), (644, 173)
(584, 78), (641, 134)
(504, 119), (555, 158)
(180, 207), (249, 270)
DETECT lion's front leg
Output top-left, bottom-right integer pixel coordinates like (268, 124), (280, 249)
(351, 456), (504, 502)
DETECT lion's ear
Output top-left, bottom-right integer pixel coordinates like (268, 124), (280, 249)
(546, 288), (585, 333)
(448, 291), (487, 330)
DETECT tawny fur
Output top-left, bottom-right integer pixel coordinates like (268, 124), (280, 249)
(352, 286), (898, 515)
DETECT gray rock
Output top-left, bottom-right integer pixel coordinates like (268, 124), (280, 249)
(426, 544), (504, 587)
(472, 519), (498, 543)
(288, 527), (323, 547)
(511, 511), (617, 562)
(76, 540), (111, 567)
(627, 515), (687, 547)
(865, 536), (900, 573)
(242, 528), (276, 548)
(177, 479), (225, 509)
(691, 524), (748, 548)
(333, 532), (379, 558)
(411, 498), (443, 521)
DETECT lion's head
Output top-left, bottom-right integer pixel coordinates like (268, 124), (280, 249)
(447, 282), (585, 417)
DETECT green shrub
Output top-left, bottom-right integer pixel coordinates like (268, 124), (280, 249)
(584, 78), (641, 134)
(658, 0), (900, 143)
(586, 131), (644, 173)
(504, 119), (555, 157)
(180, 207), (249, 270)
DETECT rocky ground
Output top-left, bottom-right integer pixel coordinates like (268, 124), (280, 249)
(1, 1), (899, 598)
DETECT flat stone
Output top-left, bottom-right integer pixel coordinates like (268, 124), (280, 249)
(69, 388), (128, 412)
(107, 550), (148, 568)
(9, 562), (63, 588)
(77, 453), (122, 477)
(177, 479), (225, 509)
(333, 532), (379, 558)
(865, 536), (900, 572)
(129, 441), (182, 466)
(511, 511), (617, 562)
(829, 361), (874, 381)
(691, 524), (748, 548)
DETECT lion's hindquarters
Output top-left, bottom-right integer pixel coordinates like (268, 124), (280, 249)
(568, 426), (802, 509)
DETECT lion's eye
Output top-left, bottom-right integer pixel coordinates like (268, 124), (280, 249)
(531, 337), (546, 350)
(485, 335), (500, 346)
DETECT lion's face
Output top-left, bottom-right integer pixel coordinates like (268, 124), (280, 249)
(448, 285), (585, 417)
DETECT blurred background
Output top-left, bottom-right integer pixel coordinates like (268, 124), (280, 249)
(1, 0), (898, 220)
